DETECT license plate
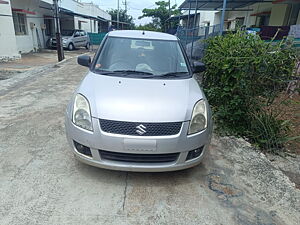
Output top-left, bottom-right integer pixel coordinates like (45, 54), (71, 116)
(123, 139), (157, 151)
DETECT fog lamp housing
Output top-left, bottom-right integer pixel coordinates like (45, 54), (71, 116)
(186, 147), (204, 161)
(73, 140), (92, 157)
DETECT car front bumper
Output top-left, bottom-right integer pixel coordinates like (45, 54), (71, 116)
(65, 116), (212, 172)
(50, 40), (68, 48)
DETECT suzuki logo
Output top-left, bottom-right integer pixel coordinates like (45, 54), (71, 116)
(136, 124), (147, 135)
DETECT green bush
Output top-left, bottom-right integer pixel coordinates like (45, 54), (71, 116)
(202, 31), (298, 152)
(248, 111), (291, 152)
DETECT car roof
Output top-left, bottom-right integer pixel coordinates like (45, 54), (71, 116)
(108, 30), (178, 41)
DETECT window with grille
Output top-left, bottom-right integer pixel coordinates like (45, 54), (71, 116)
(13, 12), (28, 35)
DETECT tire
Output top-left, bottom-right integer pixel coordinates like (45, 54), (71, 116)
(68, 43), (74, 51)
(46, 39), (51, 49)
(85, 42), (90, 50)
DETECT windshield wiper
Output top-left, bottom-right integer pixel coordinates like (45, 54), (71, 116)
(155, 72), (189, 78)
(94, 69), (116, 75)
(112, 70), (154, 75)
(95, 69), (154, 78)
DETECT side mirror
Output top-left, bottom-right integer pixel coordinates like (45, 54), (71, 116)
(192, 61), (206, 73)
(77, 55), (91, 67)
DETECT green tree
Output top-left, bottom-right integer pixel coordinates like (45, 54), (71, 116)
(107, 9), (135, 29)
(139, 1), (180, 31)
(135, 23), (160, 32)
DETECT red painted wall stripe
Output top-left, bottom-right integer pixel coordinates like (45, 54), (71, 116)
(250, 11), (271, 16)
(12, 8), (36, 15)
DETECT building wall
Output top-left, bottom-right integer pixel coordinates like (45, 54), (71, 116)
(269, 4), (289, 26)
(224, 3), (272, 29)
(0, 0), (110, 59)
(0, 0), (20, 61)
(213, 2), (299, 29)
(198, 11), (217, 26)
(74, 17), (91, 31)
(213, 11), (227, 25)
(60, 0), (111, 33)
(74, 17), (99, 33)
(10, 0), (53, 53)
(82, 3), (111, 21)
(181, 10), (216, 27)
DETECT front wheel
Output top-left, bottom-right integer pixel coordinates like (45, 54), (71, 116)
(68, 43), (74, 51)
(85, 42), (90, 50)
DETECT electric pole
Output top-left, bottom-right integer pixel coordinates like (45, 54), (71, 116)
(53, 0), (64, 61)
(167, 0), (171, 32)
(168, 0), (171, 17)
(117, 0), (120, 30)
(123, 0), (127, 12)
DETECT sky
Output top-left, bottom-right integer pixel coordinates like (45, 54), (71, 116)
(81, 0), (184, 25)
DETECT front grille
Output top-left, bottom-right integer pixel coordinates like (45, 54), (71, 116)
(99, 119), (182, 136)
(99, 150), (179, 163)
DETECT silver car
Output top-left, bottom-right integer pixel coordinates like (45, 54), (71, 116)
(65, 30), (212, 172)
(49, 30), (90, 50)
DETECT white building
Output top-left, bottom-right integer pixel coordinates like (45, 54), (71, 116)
(213, 1), (300, 31)
(0, 0), (111, 61)
(0, 0), (20, 61)
(179, 10), (217, 28)
(179, 0), (300, 32)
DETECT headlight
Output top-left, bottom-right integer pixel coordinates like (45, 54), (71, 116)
(188, 100), (207, 135)
(62, 39), (67, 43)
(72, 94), (93, 131)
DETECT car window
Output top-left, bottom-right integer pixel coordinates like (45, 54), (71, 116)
(80, 31), (86, 36)
(74, 31), (80, 37)
(61, 30), (74, 36)
(94, 37), (189, 78)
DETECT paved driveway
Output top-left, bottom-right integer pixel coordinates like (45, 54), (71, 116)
(0, 57), (299, 225)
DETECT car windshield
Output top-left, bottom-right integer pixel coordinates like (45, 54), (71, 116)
(93, 37), (190, 78)
(61, 30), (74, 36)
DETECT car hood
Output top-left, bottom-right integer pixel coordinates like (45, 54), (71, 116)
(77, 72), (205, 122)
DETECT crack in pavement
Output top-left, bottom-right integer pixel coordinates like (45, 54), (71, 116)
(122, 172), (129, 211)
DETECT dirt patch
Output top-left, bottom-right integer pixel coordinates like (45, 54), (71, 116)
(282, 170), (300, 189)
(284, 94), (300, 154)
(273, 93), (300, 154)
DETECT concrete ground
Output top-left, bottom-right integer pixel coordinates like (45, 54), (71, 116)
(0, 57), (299, 225)
(0, 48), (94, 71)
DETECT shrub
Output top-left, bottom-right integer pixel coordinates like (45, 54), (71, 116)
(248, 111), (291, 152)
(202, 31), (298, 152)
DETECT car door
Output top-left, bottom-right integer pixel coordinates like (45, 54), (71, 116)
(73, 31), (81, 47)
(80, 31), (88, 47)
